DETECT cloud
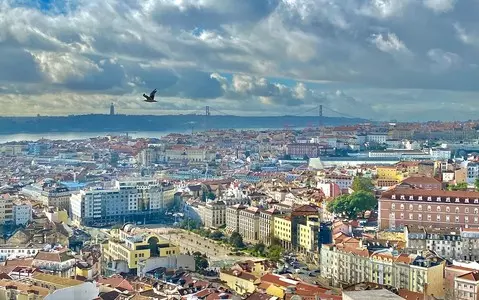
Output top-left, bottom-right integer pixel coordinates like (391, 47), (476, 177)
(0, 0), (478, 121)
(370, 32), (411, 55)
(423, 0), (456, 13)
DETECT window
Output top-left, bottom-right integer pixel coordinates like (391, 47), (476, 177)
(418, 205), (423, 211)
(436, 215), (441, 221)
(465, 216), (469, 223)
(456, 207), (460, 213)
(466, 207), (469, 213)
(409, 196), (414, 200)
(427, 215), (431, 221)
(437, 206), (441, 212)
(400, 204), (405, 210)
(400, 195), (405, 200)
(446, 215), (450, 222)
(427, 205), (431, 211)
(465, 198), (469, 203)
(427, 196), (432, 201)
(475, 217), (478, 224)
(418, 196), (423, 200)
(418, 214), (422, 220)
(409, 213), (413, 220)
(392, 195), (396, 199)
(446, 206), (450, 212)
(437, 197), (442, 201)
(475, 208), (478, 214)
(455, 216), (460, 223)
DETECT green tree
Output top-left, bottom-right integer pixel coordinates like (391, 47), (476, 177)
(252, 242), (266, 256)
(209, 230), (224, 240)
(327, 191), (377, 219)
(267, 245), (283, 261)
(475, 178), (479, 191)
(352, 176), (374, 192)
(229, 231), (245, 249)
(193, 252), (209, 270)
(206, 192), (216, 200)
(349, 191), (377, 215)
(448, 182), (468, 191)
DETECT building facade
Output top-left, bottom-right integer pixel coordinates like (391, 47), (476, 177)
(70, 179), (175, 227)
(0, 195), (13, 225)
(197, 200), (226, 229)
(238, 207), (260, 243)
(225, 204), (246, 234)
(102, 223), (179, 272)
(379, 188), (479, 230)
(320, 241), (445, 297)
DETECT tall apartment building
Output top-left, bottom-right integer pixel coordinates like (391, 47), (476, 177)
(273, 205), (320, 257)
(379, 188), (479, 230)
(320, 239), (445, 297)
(41, 185), (72, 213)
(226, 204), (247, 234)
(0, 195), (13, 225)
(197, 200), (226, 228)
(70, 179), (175, 227)
(13, 201), (32, 226)
(259, 208), (281, 246)
(238, 207), (260, 243)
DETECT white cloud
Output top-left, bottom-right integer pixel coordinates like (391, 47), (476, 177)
(423, 0), (456, 13)
(0, 0), (477, 120)
(30, 51), (102, 83)
(371, 32), (410, 55)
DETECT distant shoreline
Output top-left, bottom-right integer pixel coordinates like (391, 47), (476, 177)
(0, 114), (365, 136)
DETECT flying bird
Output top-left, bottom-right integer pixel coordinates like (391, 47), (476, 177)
(143, 89), (157, 103)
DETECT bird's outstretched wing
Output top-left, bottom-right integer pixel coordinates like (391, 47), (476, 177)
(149, 89), (157, 100)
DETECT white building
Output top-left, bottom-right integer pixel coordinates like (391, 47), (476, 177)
(430, 148), (452, 160)
(13, 202), (32, 226)
(366, 133), (388, 144)
(198, 200), (226, 228)
(70, 179), (176, 227)
(0, 244), (42, 261)
(465, 162), (479, 185)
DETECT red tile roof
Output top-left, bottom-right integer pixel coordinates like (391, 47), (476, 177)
(458, 271), (479, 282)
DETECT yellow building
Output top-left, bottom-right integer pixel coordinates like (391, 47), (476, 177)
(377, 166), (404, 181)
(30, 272), (83, 291)
(298, 217), (319, 252)
(219, 269), (259, 295)
(102, 224), (179, 270)
(273, 216), (292, 248)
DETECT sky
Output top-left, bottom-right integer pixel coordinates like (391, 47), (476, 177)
(0, 0), (478, 121)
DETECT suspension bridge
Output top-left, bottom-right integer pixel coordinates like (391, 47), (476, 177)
(179, 104), (372, 132)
